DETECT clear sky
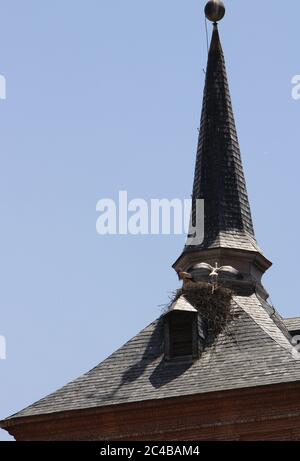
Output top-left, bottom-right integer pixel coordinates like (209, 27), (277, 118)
(0, 0), (300, 441)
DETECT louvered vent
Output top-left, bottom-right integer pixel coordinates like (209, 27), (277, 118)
(169, 313), (193, 357)
(165, 311), (198, 360)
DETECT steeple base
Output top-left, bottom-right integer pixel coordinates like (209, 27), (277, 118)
(173, 247), (272, 300)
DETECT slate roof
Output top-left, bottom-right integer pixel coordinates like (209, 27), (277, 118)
(4, 294), (300, 421)
(187, 25), (259, 253)
(284, 318), (300, 332)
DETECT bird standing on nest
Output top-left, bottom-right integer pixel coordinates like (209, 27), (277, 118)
(177, 268), (194, 287)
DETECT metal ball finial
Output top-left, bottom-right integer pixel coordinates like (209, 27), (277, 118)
(205, 0), (226, 23)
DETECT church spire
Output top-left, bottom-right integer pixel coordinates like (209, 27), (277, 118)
(190, 19), (257, 252)
(174, 1), (271, 293)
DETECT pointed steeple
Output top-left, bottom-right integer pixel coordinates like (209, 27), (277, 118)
(174, 2), (271, 295)
(190, 22), (258, 252)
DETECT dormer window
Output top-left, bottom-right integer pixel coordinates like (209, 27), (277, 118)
(164, 296), (199, 360)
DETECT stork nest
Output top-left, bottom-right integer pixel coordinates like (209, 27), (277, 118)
(169, 282), (234, 347)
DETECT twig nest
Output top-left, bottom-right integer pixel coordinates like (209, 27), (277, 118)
(168, 282), (234, 347)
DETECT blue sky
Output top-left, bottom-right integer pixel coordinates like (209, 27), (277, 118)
(0, 0), (300, 440)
